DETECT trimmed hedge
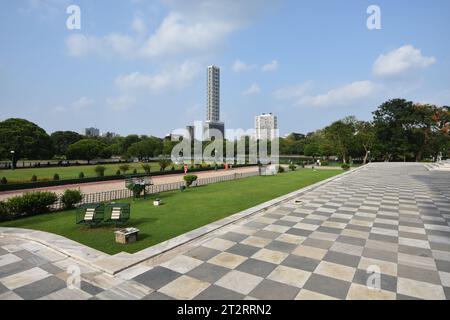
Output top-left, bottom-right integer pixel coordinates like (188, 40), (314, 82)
(0, 164), (256, 192)
(5, 191), (58, 218)
(61, 189), (83, 210)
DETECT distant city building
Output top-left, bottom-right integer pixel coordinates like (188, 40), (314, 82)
(186, 125), (195, 140)
(204, 65), (225, 139)
(255, 113), (278, 140)
(102, 132), (119, 138)
(85, 127), (100, 137)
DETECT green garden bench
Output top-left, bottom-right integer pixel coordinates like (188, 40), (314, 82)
(76, 204), (105, 226)
(104, 203), (130, 226)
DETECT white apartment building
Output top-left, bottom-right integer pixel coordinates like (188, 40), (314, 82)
(206, 65), (220, 122)
(255, 113), (278, 140)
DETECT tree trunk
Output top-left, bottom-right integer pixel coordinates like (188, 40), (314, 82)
(363, 151), (369, 164)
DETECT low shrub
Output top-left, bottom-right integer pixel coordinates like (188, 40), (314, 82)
(6, 191), (58, 217)
(119, 164), (131, 174)
(278, 166), (285, 173)
(341, 163), (350, 171)
(78, 172), (85, 179)
(94, 165), (106, 177)
(31, 175), (38, 182)
(133, 168), (138, 174)
(53, 174), (60, 181)
(142, 164), (151, 174)
(288, 163), (296, 171)
(183, 174), (198, 187)
(171, 166), (175, 171)
(116, 170), (121, 175)
(0, 201), (8, 221)
(126, 182), (145, 198)
(61, 189), (83, 210)
(1, 177), (7, 185)
(321, 161), (329, 166)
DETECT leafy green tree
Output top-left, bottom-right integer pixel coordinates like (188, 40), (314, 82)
(142, 164), (152, 174)
(94, 165), (106, 177)
(127, 137), (163, 160)
(0, 118), (53, 166)
(119, 164), (131, 174)
(50, 131), (83, 156)
(158, 156), (171, 171)
(323, 117), (357, 164)
(66, 139), (105, 163)
(354, 121), (376, 164)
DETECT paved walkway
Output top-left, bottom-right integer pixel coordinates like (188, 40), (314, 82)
(1, 163), (450, 300)
(0, 166), (259, 201)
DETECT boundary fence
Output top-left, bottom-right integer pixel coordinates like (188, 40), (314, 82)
(50, 171), (259, 211)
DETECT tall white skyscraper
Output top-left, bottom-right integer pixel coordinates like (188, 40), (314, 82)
(204, 65), (224, 139)
(255, 113), (278, 140)
(207, 65), (220, 122)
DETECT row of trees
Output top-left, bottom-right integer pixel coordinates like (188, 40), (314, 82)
(280, 99), (449, 163)
(1, 99), (449, 165)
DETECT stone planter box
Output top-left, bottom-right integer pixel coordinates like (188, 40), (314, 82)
(114, 228), (139, 244)
(153, 199), (162, 206)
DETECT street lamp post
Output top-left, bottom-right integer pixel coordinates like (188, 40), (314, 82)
(10, 150), (15, 170)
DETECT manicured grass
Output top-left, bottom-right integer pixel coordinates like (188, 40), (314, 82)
(0, 162), (180, 183)
(0, 169), (342, 255)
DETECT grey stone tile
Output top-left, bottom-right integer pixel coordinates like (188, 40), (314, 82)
(398, 245), (433, 258)
(14, 276), (66, 300)
(253, 230), (281, 240)
(226, 244), (260, 257)
(249, 279), (300, 300)
(0, 282), (8, 295)
(187, 263), (229, 283)
(301, 219), (323, 226)
(265, 240), (297, 253)
(336, 235), (366, 247)
(281, 255), (320, 272)
(236, 259), (278, 278)
(303, 274), (351, 299)
(273, 220), (297, 227)
(398, 232), (428, 241)
(444, 287), (450, 300)
(193, 285), (245, 300)
(302, 238), (333, 250)
(81, 281), (103, 296)
(397, 264), (441, 285)
(0, 260), (34, 279)
(373, 223), (398, 231)
(323, 251), (361, 268)
(316, 226), (342, 235)
(346, 224), (371, 233)
(352, 269), (397, 293)
(244, 221), (268, 229)
(435, 260), (450, 272)
(0, 247), (8, 256)
(185, 246), (221, 261)
(286, 228), (312, 237)
(142, 292), (175, 300)
(219, 232), (248, 243)
(368, 233), (398, 244)
(39, 263), (64, 275)
(396, 293), (421, 300)
(133, 267), (181, 290)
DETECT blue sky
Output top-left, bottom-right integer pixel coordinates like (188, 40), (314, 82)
(1, 0), (449, 137)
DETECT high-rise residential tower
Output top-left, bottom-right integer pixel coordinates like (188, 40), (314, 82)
(204, 65), (225, 139)
(207, 65), (220, 122)
(255, 113), (278, 140)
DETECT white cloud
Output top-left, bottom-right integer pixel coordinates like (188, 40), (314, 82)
(72, 97), (94, 109)
(298, 81), (379, 107)
(115, 61), (201, 94)
(373, 45), (436, 78)
(261, 60), (278, 72)
(242, 83), (261, 95)
(106, 95), (136, 111)
(232, 60), (255, 73)
(65, 0), (272, 59)
(274, 80), (380, 108)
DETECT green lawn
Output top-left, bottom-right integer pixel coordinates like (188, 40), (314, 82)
(0, 162), (180, 183)
(0, 169), (342, 254)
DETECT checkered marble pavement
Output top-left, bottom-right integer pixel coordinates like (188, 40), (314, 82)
(1, 163), (450, 300)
